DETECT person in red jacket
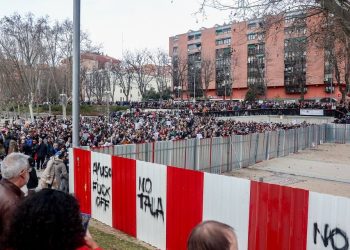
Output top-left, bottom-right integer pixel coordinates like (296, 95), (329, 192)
(6, 189), (102, 250)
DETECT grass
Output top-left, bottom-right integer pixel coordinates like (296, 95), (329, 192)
(7, 104), (129, 116)
(89, 226), (150, 250)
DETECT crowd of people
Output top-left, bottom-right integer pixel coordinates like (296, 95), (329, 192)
(0, 110), (312, 153)
(129, 99), (350, 113)
(0, 109), (313, 196)
(0, 99), (347, 250)
(0, 153), (102, 250)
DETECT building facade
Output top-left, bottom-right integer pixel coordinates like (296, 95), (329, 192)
(169, 12), (343, 101)
(81, 53), (170, 103)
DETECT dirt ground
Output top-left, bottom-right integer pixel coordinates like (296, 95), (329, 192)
(226, 143), (350, 198)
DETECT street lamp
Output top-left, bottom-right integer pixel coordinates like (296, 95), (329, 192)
(60, 93), (67, 120)
(174, 86), (182, 99)
(191, 61), (199, 103)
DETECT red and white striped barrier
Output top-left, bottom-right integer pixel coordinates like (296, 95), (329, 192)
(69, 148), (350, 250)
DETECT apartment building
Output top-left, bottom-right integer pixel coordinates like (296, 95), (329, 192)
(169, 12), (343, 100)
(81, 53), (170, 102)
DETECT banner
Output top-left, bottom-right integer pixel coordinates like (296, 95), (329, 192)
(300, 109), (324, 116)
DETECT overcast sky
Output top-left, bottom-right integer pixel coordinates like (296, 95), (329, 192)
(0, 0), (231, 59)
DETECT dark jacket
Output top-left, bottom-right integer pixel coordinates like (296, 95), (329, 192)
(36, 143), (48, 158)
(26, 167), (38, 190)
(21, 143), (33, 156)
(0, 179), (24, 249)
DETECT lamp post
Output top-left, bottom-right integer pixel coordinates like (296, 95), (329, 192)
(174, 86), (182, 99)
(60, 93), (67, 120)
(72, 0), (80, 147)
(192, 61), (199, 103)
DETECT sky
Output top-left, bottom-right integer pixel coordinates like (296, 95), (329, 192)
(0, 0), (231, 59)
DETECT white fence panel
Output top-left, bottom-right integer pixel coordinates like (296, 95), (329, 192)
(307, 192), (350, 250)
(91, 152), (113, 226)
(136, 161), (167, 249)
(203, 173), (251, 250)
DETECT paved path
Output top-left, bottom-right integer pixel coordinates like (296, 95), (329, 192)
(227, 143), (350, 198)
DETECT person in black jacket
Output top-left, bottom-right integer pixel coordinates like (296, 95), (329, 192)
(35, 138), (48, 170)
(26, 157), (38, 195)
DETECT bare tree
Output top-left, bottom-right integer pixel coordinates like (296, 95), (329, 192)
(201, 55), (215, 99)
(125, 49), (154, 98)
(150, 49), (171, 99)
(59, 19), (102, 98)
(0, 13), (48, 121)
(85, 68), (109, 103)
(111, 59), (134, 102)
(171, 55), (188, 99)
(197, 0), (350, 30)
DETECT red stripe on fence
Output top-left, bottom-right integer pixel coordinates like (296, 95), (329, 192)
(111, 156), (137, 237)
(73, 148), (91, 214)
(248, 181), (309, 250)
(166, 166), (204, 250)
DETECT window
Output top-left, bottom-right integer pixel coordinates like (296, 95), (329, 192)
(257, 32), (265, 41)
(188, 33), (201, 41)
(216, 27), (231, 35)
(285, 26), (306, 36)
(216, 38), (231, 45)
(247, 33), (256, 40)
(188, 43), (201, 51)
(173, 47), (178, 53)
(248, 23), (256, 29)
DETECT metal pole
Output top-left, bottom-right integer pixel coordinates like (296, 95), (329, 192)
(72, 0), (80, 147)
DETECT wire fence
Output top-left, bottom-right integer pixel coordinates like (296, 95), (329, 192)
(91, 123), (349, 174)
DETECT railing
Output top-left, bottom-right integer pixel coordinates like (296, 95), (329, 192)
(192, 108), (346, 118)
(91, 124), (349, 174)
